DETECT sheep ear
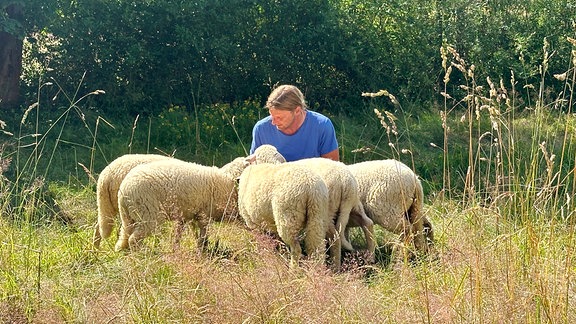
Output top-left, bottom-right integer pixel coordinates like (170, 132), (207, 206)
(245, 154), (256, 164)
(275, 153), (286, 163)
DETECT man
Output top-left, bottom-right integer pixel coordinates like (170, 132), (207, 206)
(250, 84), (339, 161)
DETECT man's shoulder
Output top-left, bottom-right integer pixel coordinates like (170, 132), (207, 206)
(307, 110), (333, 125)
(307, 110), (327, 118)
(254, 116), (273, 128)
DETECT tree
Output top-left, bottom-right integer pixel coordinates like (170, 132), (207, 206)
(0, 1), (24, 108)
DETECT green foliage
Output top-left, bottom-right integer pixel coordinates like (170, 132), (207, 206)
(20, 29), (62, 89)
(152, 101), (259, 164)
(437, 1), (576, 104)
(14, 0), (575, 118)
(17, 0), (356, 117)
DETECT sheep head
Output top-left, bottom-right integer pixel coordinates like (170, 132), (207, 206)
(253, 144), (286, 164)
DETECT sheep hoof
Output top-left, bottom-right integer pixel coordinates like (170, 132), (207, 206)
(341, 239), (354, 252)
(114, 240), (128, 252)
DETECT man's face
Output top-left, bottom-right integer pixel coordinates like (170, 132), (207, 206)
(269, 107), (299, 131)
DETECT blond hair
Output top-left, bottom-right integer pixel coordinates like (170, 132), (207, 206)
(266, 85), (308, 111)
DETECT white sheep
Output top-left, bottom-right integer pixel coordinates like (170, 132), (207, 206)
(252, 144), (376, 269)
(93, 153), (174, 248)
(114, 156), (248, 252)
(346, 159), (434, 258)
(237, 162), (330, 268)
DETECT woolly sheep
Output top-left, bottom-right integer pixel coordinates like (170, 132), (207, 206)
(252, 145), (376, 268)
(237, 162), (330, 268)
(347, 159), (434, 257)
(114, 157), (248, 252)
(93, 154), (174, 248)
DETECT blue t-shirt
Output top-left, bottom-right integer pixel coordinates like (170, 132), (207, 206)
(250, 110), (339, 161)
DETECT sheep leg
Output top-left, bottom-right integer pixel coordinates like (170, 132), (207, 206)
(326, 223), (341, 271)
(96, 183), (119, 241)
(114, 222), (132, 251)
(275, 210), (304, 267)
(98, 212), (116, 241)
(301, 212), (328, 266)
(115, 208), (133, 251)
(395, 217), (424, 261)
(406, 207), (429, 254)
(391, 220), (413, 262)
(347, 205), (376, 257)
(336, 205), (353, 252)
(341, 211), (359, 251)
(172, 218), (185, 251)
(196, 224), (209, 253)
(127, 225), (146, 250)
(392, 232), (408, 262)
(115, 195), (136, 251)
(128, 210), (162, 250)
(406, 182), (430, 254)
(93, 223), (102, 249)
(360, 221), (376, 261)
(355, 208), (376, 257)
(128, 221), (154, 250)
(423, 217), (434, 246)
(282, 235), (302, 268)
(411, 219), (429, 254)
(341, 235), (354, 252)
(345, 216), (376, 262)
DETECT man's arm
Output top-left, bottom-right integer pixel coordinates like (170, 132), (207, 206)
(321, 148), (340, 161)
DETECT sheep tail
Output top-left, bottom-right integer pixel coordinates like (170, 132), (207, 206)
(94, 179), (117, 247)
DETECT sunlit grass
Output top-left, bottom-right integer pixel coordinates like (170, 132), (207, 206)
(3, 195), (576, 322)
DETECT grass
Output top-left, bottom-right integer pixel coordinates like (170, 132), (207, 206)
(2, 198), (575, 322)
(1, 40), (576, 322)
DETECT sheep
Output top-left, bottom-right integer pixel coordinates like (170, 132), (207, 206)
(237, 162), (330, 268)
(93, 153), (174, 248)
(114, 156), (249, 252)
(252, 144), (376, 269)
(346, 159), (434, 259)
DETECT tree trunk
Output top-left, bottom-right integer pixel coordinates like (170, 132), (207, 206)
(0, 4), (24, 109)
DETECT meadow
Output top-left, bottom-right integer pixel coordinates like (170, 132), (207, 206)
(1, 45), (576, 323)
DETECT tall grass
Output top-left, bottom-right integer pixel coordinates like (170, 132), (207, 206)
(440, 38), (576, 216)
(2, 38), (576, 322)
(433, 37), (576, 322)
